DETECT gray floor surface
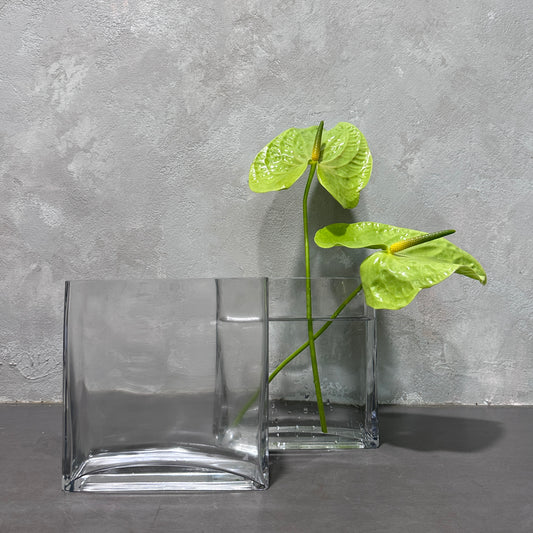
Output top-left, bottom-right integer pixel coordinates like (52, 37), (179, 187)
(1, 404), (532, 532)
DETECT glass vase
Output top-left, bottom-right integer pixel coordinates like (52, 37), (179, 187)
(267, 278), (378, 450)
(63, 278), (269, 492)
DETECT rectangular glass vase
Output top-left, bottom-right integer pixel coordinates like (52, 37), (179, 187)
(63, 278), (269, 492)
(268, 278), (378, 450)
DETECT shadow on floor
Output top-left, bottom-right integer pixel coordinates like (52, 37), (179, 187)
(379, 410), (504, 452)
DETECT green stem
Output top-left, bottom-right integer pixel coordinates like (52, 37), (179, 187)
(303, 160), (328, 432)
(232, 283), (363, 427)
(268, 283), (363, 383)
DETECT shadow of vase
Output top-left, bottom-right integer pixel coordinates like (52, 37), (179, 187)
(379, 407), (504, 452)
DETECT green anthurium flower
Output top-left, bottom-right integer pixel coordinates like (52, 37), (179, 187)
(314, 222), (487, 310)
(249, 122), (372, 209)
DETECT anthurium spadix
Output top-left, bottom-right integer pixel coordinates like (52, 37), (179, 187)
(249, 122), (372, 209)
(315, 222), (487, 310)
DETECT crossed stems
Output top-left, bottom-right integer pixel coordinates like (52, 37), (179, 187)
(233, 283), (363, 428)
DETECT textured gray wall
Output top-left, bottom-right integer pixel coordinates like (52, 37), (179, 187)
(1, 1), (531, 403)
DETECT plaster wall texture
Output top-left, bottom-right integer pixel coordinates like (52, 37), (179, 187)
(0, 0), (531, 404)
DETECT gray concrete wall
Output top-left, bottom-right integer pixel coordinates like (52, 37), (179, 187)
(1, 0), (531, 403)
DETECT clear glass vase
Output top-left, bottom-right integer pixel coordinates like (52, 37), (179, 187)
(63, 278), (269, 492)
(268, 278), (378, 450)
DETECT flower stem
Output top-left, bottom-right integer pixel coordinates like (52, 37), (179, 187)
(268, 283), (363, 382)
(302, 161), (328, 432)
(232, 283), (363, 427)
(303, 121), (327, 432)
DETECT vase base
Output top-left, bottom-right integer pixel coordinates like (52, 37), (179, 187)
(269, 400), (378, 451)
(63, 447), (269, 492)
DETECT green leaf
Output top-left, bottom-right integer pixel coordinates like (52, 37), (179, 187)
(316, 122), (373, 209)
(360, 252), (463, 309)
(314, 221), (487, 310)
(249, 126), (317, 193)
(249, 122), (372, 208)
(314, 221), (423, 250)
(401, 239), (486, 284)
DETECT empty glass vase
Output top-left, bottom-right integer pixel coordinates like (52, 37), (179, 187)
(63, 278), (269, 492)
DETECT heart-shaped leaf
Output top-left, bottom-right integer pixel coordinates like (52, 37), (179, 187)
(315, 222), (487, 309)
(249, 122), (372, 208)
